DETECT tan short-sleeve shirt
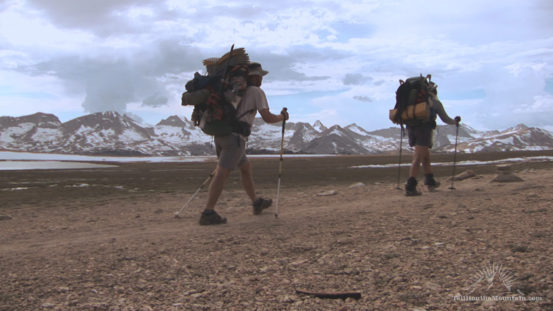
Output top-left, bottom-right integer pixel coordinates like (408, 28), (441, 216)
(237, 86), (269, 126)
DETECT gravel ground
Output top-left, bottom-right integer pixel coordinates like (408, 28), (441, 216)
(1, 155), (552, 310)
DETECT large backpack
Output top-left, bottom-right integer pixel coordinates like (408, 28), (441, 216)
(181, 46), (252, 136)
(389, 74), (433, 126)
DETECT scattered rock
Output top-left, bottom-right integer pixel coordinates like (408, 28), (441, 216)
(491, 165), (523, 183)
(492, 174), (524, 182)
(348, 182), (365, 189)
(448, 170), (476, 181)
(316, 190), (338, 196)
(424, 281), (441, 291)
(0, 215), (13, 221)
(279, 295), (295, 303)
(57, 286), (69, 293)
(511, 245), (529, 253)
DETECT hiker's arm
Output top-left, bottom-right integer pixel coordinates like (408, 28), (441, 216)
(432, 98), (456, 125)
(259, 109), (288, 124)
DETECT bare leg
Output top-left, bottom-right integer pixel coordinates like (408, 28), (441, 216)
(204, 165), (231, 211)
(239, 161), (257, 203)
(420, 146), (432, 175)
(410, 145), (432, 178)
(409, 146), (421, 178)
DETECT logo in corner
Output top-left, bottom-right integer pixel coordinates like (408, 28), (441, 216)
(464, 262), (523, 296)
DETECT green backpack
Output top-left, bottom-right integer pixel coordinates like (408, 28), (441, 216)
(181, 46), (253, 136)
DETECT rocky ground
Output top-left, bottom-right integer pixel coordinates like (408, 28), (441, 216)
(1, 153), (552, 310)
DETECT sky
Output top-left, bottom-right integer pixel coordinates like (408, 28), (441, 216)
(1, 0), (552, 131)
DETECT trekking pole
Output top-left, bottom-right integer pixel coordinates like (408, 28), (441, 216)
(396, 126), (404, 190)
(174, 170), (215, 218)
(274, 108), (287, 219)
(449, 123), (460, 190)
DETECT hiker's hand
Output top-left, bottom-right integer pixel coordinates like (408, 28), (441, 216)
(280, 108), (289, 121)
(455, 116), (461, 125)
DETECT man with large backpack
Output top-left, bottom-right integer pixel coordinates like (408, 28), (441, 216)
(199, 62), (289, 225)
(390, 75), (460, 196)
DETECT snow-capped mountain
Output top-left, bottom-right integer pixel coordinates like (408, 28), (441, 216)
(1, 112), (553, 156)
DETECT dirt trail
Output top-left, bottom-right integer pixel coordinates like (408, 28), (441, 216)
(1, 166), (552, 310)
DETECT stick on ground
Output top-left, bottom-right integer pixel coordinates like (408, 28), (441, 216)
(295, 289), (361, 300)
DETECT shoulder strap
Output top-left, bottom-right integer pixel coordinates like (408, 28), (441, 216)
(233, 91), (256, 120)
(237, 107), (255, 119)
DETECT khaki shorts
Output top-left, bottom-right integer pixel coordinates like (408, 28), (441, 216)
(214, 134), (248, 170)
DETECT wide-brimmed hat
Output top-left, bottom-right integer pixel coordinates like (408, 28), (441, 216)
(248, 62), (268, 76)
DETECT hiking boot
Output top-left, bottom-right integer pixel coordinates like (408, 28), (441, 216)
(405, 177), (422, 196)
(253, 198), (272, 215)
(424, 173), (441, 191)
(199, 210), (227, 225)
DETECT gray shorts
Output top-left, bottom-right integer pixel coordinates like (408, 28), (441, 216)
(407, 125), (434, 148)
(214, 134), (248, 170)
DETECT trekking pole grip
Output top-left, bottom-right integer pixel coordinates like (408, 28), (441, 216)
(281, 107), (288, 132)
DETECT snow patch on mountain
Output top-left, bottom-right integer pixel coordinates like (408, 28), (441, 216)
(1, 112), (553, 156)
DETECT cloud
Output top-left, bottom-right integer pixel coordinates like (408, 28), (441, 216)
(24, 39), (203, 114)
(343, 73), (371, 86)
(142, 93), (168, 108)
(353, 95), (372, 102)
(26, 0), (163, 36)
(1, 0), (553, 131)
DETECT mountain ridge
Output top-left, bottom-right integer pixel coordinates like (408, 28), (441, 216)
(1, 111), (553, 156)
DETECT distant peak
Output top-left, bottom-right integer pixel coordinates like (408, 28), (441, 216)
(327, 124), (343, 131)
(101, 111), (123, 117)
(513, 123), (529, 130)
(157, 115), (191, 127)
(313, 120), (327, 131)
(11, 112), (62, 125)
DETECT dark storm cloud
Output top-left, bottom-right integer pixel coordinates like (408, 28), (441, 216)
(27, 39), (203, 113)
(25, 0), (306, 38)
(23, 0), (353, 87)
(27, 0), (164, 36)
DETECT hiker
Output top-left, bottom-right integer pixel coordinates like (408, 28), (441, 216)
(200, 62), (289, 225)
(405, 82), (460, 196)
